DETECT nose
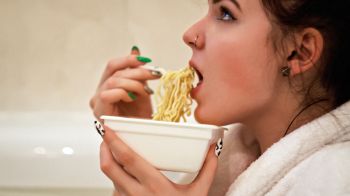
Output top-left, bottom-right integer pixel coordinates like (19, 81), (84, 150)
(182, 19), (205, 49)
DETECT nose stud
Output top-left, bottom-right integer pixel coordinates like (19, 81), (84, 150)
(194, 35), (199, 47)
(189, 35), (199, 48)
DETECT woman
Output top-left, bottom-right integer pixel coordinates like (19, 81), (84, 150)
(90, 0), (350, 195)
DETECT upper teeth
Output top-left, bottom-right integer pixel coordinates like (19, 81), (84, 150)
(193, 69), (202, 87)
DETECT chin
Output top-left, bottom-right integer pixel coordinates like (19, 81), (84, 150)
(194, 109), (227, 126)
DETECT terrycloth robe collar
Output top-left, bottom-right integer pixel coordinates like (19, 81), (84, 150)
(226, 101), (350, 196)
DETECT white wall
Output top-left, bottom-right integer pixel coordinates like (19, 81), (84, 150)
(0, 0), (206, 194)
(0, 0), (206, 111)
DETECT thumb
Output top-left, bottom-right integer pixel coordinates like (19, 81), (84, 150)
(191, 138), (223, 193)
(131, 45), (140, 55)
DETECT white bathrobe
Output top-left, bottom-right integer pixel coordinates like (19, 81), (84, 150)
(208, 101), (350, 196)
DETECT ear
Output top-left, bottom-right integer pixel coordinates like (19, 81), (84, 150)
(288, 28), (324, 76)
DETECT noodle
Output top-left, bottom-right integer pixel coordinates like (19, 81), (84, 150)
(152, 66), (195, 122)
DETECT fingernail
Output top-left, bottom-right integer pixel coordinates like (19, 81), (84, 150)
(131, 45), (139, 52)
(128, 92), (137, 100)
(144, 85), (154, 95)
(136, 56), (152, 63)
(215, 138), (223, 157)
(94, 120), (105, 137)
(150, 70), (163, 77)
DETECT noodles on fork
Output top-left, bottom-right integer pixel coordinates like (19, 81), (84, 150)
(152, 66), (195, 122)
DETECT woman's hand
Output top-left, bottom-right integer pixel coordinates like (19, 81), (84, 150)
(90, 47), (162, 120)
(100, 126), (220, 196)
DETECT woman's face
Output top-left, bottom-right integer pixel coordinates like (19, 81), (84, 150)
(183, 0), (282, 126)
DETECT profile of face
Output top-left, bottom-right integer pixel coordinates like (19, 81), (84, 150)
(183, 0), (283, 126)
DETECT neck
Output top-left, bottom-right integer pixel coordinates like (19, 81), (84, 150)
(244, 97), (330, 153)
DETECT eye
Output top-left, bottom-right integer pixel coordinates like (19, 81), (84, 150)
(217, 6), (236, 21)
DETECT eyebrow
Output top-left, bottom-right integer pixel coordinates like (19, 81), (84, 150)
(212, 0), (242, 11)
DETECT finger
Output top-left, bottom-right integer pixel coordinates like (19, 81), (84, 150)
(103, 126), (168, 186)
(102, 77), (151, 97)
(113, 189), (127, 196)
(99, 88), (134, 104)
(98, 55), (152, 88)
(113, 190), (121, 196)
(113, 187), (126, 196)
(89, 95), (96, 109)
(112, 67), (162, 81)
(190, 143), (219, 193)
(100, 142), (141, 195)
(131, 46), (140, 55)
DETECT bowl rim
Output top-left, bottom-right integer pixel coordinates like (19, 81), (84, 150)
(100, 115), (226, 140)
(100, 115), (221, 129)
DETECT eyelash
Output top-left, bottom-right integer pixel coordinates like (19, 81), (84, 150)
(217, 6), (236, 22)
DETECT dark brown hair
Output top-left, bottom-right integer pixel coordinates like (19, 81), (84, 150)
(261, 0), (350, 108)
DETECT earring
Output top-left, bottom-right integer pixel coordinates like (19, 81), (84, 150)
(281, 51), (297, 77)
(281, 66), (291, 77)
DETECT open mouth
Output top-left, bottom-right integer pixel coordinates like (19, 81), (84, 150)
(192, 67), (203, 87)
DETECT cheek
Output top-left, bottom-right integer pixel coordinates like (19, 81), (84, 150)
(214, 34), (274, 98)
(196, 66), (275, 125)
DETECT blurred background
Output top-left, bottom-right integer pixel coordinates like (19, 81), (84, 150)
(0, 0), (206, 195)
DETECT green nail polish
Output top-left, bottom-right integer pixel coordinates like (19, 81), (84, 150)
(128, 92), (137, 100)
(137, 56), (152, 63)
(131, 45), (139, 51)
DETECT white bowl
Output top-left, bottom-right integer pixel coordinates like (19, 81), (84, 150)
(100, 116), (225, 173)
